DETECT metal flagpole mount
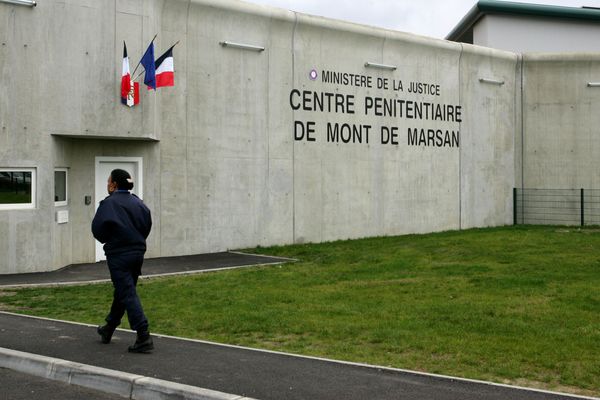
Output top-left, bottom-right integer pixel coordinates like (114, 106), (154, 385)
(478, 77), (505, 85)
(0, 0), (36, 6)
(219, 41), (265, 52)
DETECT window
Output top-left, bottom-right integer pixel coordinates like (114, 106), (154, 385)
(0, 168), (36, 210)
(54, 168), (68, 206)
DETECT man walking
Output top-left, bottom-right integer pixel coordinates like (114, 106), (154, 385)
(92, 168), (153, 353)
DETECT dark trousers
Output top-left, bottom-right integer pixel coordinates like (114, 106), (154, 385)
(105, 252), (148, 333)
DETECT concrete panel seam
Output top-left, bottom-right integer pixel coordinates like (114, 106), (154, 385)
(458, 42), (464, 230)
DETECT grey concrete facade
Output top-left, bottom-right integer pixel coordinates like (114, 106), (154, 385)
(0, 0), (591, 274)
(521, 53), (600, 190)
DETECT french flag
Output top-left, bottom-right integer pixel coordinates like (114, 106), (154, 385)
(121, 42), (131, 104)
(154, 45), (175, 88)
(121, 42), (139, 106)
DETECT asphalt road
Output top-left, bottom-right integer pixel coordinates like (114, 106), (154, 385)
(0, 312), (590, 400)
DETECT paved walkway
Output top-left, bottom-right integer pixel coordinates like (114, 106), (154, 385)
(0, 253), (597, 400)
(0, 252), (291, 287)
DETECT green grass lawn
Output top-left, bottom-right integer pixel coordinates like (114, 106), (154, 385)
(1, 225), (599, 396)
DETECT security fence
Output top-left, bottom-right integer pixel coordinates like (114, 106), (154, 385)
(513, 188), (600, 226)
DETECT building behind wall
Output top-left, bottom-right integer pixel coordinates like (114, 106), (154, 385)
(447, 0), (600, 53)
(3, 0), (600, 274)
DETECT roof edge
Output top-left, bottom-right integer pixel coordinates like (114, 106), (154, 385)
(445, 2), (482, 41)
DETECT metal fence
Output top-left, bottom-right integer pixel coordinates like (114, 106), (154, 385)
(514, 188), (600, 226)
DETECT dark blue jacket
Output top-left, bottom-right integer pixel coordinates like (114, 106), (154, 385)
(92, 191), (152, 256)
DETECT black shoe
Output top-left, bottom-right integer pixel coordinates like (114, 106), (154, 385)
(128, 335), (154, 353)
(97, 325), (115, 344)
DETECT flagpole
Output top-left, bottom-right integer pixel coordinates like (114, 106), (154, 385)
(132, 39), (180, 82)
(132, 70), (145, 83)
(131, 33), (158, 79)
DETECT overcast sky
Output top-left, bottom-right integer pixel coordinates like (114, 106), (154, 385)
(245, 0), (600, 39)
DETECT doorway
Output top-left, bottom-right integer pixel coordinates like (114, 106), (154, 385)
(94, 157), (143, 261)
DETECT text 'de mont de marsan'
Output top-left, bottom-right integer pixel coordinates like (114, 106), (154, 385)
(290, 69), (462, 148)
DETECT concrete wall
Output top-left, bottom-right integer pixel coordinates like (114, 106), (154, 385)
(289, 17), (464, 242)
(0, 0), (161, 273)
(459, 45), (518, 229)
(474, 14), (600, 53)
(522, 53), (600, 190)
(1, 0), (521, 273)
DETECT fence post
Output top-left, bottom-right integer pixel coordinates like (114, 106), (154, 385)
(513, 188), (517, 225)
(581, 188), (585, 227)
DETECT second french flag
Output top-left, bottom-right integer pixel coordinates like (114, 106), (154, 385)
(155, 45), (175, 88)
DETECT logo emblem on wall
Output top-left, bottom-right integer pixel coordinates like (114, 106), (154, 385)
(309, 69), (318, 81)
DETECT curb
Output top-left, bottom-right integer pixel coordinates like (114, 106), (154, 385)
(0, 347), (257, 400)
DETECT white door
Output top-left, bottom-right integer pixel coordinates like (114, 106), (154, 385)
(94, 157), (143, 261)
